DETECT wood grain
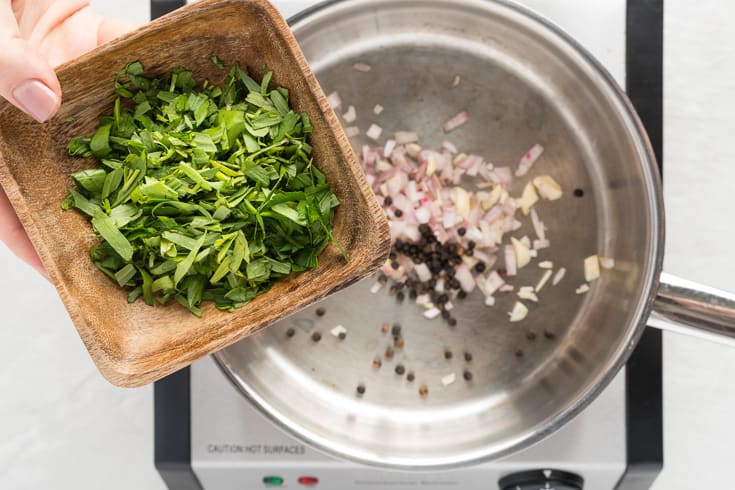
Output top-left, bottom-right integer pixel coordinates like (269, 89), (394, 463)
(0, 0), (390, 387)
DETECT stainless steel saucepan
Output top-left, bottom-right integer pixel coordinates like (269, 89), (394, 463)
(215, 0), (735, 469)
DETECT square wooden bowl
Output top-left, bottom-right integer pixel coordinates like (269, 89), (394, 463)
(0, 0), (389, 387)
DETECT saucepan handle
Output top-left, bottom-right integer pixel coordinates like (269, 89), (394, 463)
(650, 272), (735, 347)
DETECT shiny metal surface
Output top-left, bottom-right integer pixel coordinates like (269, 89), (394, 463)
(650, 273), (735, 347)
(216, 0), (664, 468)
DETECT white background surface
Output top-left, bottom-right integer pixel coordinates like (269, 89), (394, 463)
(0, 0), (733, 489)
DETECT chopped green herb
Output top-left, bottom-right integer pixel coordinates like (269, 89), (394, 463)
(64, 61), (342, 316)
(64, 117), (76, 123)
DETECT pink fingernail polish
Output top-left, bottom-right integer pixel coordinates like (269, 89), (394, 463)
(12, 80), (60, 123)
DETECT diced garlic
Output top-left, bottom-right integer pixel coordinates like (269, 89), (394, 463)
(484, 296), (496, 306)
(536, 270), (553, 292)
(330, 325), (347, 337)
(511, 237), (532, 268)
(345, 126), (360, 137)
(508, 301), (529, 322)
(370, 281), (385, 294)
(445, 301), (454, 311)
(452, 74), (461, 87)
(576, 283), (591, 294)
(415, 293), (431, 304)
(584, 255), (601, 282)
(424, 307), (442, 319)
(539, 261), (553, 269)
(373, 104), (384, 115)
(532, 175), (563, 200)
(500, 284), (515, 292)
(518, 182), (539, 215)
(442, 373), (457, 386)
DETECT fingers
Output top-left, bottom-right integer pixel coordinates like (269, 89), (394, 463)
(0, 2), (60, 122)
(0, 186), (48, 279)
(98, 18), (140, 46)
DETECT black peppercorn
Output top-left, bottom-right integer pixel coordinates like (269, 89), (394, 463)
(457, 227), (466, 236)
(467, 240), (476, 250)
(441, 310), (450, 320)
(407, 372), (415, 382)
(311, 332), (322, 342)
(448, 317), (458, 327)
(388, 252), (397, 260)
(573, 188), (584, 197)
(356, 384), (366, 395)
(396, 291), (405, 302)
(394, 209), (403, 218)
(544, 330), (556, 340)
(444, 349), (453, 360)
(391, 324), (402, 336)
(463, 370), (473, 381)
(316, 307), (326, 317)
(458, 290), (467, 299)
(286, 328), (295, 338)
(384, 196), (393, 206)
(395, 364), (406, 375)
(474, 262), (486, 273)
(526, 331), (537, 341)
(464, 352), (473, 362)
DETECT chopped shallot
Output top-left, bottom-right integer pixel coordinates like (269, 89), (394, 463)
(345, 126), (360, 137)
(443, 111), (468, 133)
(327, 91), (342, 109)
(374, 104), (384, 115)
(499, 284), (515, 292)
(515, 143), (544, 177)
(383, 139), (396, 158)
(539, 261), (553, 269)
(576, 283), (590, 294)
(530, 208), (546, 240)
(394, 131), (418, 144)
(366, 124), (383, 141)
(442, 373), (457, 386)
(452, 74), (461, 87)
(342, 105), (357, 123)
(352, 62), (372, 72)
(505, 245), (517, 276)
(552, 267), (566, 286)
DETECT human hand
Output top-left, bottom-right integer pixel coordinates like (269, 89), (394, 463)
(0, 0), (138, 277)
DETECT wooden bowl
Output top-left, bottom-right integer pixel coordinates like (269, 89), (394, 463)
(0, 0), (390, 387)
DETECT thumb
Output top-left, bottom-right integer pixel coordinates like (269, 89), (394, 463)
(0, 37), (61, 123)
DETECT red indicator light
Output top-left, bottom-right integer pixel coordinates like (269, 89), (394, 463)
(298, 476), (319, 486)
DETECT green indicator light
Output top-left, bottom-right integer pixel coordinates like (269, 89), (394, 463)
(263, 476), (284, 487)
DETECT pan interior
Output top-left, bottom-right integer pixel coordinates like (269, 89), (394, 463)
(216, 0), (660, 468)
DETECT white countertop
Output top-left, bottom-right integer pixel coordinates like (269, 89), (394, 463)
(1, 1), (734, 489)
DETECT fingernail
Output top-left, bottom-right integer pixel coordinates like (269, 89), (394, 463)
(12, 80), (60, 123)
